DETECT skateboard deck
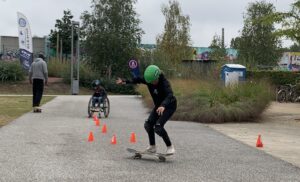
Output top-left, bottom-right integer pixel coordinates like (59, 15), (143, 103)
(127, 148), (172, 162)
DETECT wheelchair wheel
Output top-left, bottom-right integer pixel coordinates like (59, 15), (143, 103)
(88, 97), (93, 118)
(102, 97), (110, 118)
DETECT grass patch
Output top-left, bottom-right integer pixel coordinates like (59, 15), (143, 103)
(0, 96), (55, 127)
(0, 81), (92, 95)
(137, 79), (272, 123)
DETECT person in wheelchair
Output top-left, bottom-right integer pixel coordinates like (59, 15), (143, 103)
(91, 80), (107, 110)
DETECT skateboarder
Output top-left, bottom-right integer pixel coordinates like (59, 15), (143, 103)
(116, 65), (177, 155)
(29, 54), (48, 113)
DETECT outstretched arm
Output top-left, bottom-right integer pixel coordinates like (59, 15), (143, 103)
(116, 78), (126, 85)
(116, 77), (146, 85)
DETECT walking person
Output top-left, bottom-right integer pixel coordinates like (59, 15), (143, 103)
(116, 65), (177, 154)
(29, 54), (48, 113)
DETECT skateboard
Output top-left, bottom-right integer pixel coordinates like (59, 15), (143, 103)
(33, 108), (42, 113)
(127, 148), (172, 162)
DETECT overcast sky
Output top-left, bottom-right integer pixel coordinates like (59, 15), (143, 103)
(0, 0), (296, 47)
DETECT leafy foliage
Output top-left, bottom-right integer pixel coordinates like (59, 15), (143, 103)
(265, 1), (300, 44)
(209, 34), (227, 61)
(247, 70), (300, 86)
(289, 43), (300, 52)
(49, 10), (75, 56)
(137, 79), (272, 123)
(236, 1), (281, 67)
(155, 0), (193, 70)
(81, 0), (143, 79)
(0, 61), (25, 82)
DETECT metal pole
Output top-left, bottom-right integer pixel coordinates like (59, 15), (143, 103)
(60, 39), (63, 62)
(71, 24), (74, 95)
(56, 32), (59, 60)
(76, 25), (80, 82)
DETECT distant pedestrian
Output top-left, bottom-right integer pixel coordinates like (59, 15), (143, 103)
(29, 54), (48, 113)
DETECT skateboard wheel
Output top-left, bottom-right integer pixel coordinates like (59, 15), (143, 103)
(158, 156), (166, 162)
(134, 154), (142, 159)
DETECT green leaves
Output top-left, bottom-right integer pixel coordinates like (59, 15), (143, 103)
(261, 1), (300, 44)
(209, 34), (226, 61)
(0, 61), (25, 82)
(49, 10), (74, 55)
(81, 0), (143, 79)
(156, 0), (192, 69)
(237, 1), (281, 67)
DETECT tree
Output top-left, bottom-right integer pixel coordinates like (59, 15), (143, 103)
(289, 43), (300, 51)
(264, 1), (300, 45)
(49, 10), (74, 57)
(230, 37), (241, 49)
(155, 0), (192, 69)
(209, 34), (226, 61)
(238, 1), (281, 66)
(81, 0), (143, 79)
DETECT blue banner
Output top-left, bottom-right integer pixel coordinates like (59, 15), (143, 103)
(19, 49), (33, 70)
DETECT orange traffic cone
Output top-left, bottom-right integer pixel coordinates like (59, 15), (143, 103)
(102, 124), (107, 133)
(256, 134), (263, 147)
(88, 132), (94, 142)
(111, 135), (117, 144)
(93, 115), (97, 121)
(95, 119), (100, 126)
(130, 132), (136, 143)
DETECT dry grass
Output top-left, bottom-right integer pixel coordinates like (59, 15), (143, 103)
(47, 59), (69, 78)
(137, 79), (272, 123)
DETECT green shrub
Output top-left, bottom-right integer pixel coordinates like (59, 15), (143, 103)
(60, 60), (136, 94)
(47, 59), (69, 78)
(137, 79), (272, 123)
(247, 70), (300, 86)
(0, 61), (25, 82)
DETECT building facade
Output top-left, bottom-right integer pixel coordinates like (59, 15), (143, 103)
(0, 36), (46, 60)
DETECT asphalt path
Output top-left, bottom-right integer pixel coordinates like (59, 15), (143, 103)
(0, 95), (300, 182)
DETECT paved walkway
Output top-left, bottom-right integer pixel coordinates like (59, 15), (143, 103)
(208, 102), (300, 168)
(0, 97), (300, 181)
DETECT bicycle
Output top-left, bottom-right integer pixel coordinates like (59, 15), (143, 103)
(277, 84), (299, 103)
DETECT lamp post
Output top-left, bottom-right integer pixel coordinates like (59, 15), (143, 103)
(71, 21), (80, 95)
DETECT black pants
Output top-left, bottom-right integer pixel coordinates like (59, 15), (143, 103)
(144, 103), (177, 147)
(32, 79), (44, 107)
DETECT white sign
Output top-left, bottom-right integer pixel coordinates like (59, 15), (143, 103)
(17, 12), (32, 52)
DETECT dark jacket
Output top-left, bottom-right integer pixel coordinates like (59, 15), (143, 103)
(126, 74), (176, 108)
(93, 86), (106, 97)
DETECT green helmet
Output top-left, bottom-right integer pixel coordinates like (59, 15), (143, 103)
(144, 65), (161, 83)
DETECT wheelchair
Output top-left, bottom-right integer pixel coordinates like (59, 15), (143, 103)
(88, 95), (110, 118)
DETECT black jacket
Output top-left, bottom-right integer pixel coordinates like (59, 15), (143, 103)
(126, 74), (177, 108)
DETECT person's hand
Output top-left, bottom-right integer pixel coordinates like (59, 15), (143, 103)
(29, 79), (32, 84)
(156, 106), (165, 116)
(116, 77), (124, 85)
(45, 80), (48, 86)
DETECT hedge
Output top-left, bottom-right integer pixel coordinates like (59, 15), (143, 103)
(0, 61), (25, 82)
(246, 70), (300, 86)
